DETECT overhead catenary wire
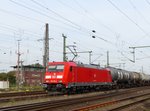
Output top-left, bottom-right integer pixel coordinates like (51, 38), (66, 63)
(31, 0), (82, 29)
(0, 24), (42, 38)
(7, 0), (96, 49)
(56, 0), (83, 15)
(30, 0), (117, 52)
(0, 8), (44, 24)
(9, 0), (117, 47)
(6, 0), (150, 65)
(128, 0), (150, 26)
(0, 8), (88, 34)
(0, 25), (64, 52)
(57, 0), (118, 38)
(128, 0), (150, 45)
(72, 0), (141, 61)
(74, 0), (118, 36)
(106, 0), (150, 63)
(0, 0), (149, 73)
(9, 0), (80, 30)
(107, 0), (150, 37)
(31, 0), (116, 46)
(145, 0), (150, 6)
(60, 0), (133, 62)
(30, 0), (98, 36)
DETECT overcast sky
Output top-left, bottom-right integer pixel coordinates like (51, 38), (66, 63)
(0, 0), (150, 74)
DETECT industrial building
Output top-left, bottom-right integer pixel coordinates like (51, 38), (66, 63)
(12, 64), (45, 86)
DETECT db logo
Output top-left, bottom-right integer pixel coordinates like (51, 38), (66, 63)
(52, 73), (56, 78)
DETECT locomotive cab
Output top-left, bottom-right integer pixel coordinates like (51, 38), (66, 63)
(43, 63), (65, 91)
(46, 64), (64, 83)
(43, 62), (76, 92)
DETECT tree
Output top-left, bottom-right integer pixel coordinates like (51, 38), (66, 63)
(0, 71), (16, 86)
(7, 71), (16, 86)
(0, 72), (7, 81)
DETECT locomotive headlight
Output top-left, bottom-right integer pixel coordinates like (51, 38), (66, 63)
(57, 75), (63, 79)
(45, 75), (51, 79)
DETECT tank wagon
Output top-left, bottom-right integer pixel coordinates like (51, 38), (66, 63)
(43, 61), (150, 93)
(107, 67), (142, 88)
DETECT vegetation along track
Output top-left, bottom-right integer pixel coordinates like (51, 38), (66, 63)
(0, 86), (149, 111)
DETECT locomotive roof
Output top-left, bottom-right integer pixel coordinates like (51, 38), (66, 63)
(75, 62), (104, 69)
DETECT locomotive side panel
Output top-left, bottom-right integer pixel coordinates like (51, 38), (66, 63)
(67, 66), (112, 87)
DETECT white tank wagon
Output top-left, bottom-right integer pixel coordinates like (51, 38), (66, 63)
(139, 73), (150, 85)
(129, 72), (141, 85)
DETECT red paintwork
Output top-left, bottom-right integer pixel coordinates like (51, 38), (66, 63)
(44, 61), (113, 87)
(69, 66), (112, 83)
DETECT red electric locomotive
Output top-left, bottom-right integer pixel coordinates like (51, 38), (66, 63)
(43, 61), (113, 93)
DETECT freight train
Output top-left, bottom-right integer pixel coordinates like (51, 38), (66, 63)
(43, 61), (150, 93)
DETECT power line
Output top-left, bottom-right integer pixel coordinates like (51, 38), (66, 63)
(72, 0), (132, 53)
(0, 8), (85, 34)
(31, 0), (98, 36)
(5, 0), (150, 66)
(145, 0), (150, 6)
(74, 0), (149, 62)
(0, 8), (44, 23)
(9, 0), (80, 30)
(74, 0), (118, 35)
(107, 0), (150, 37)
(57, 0), (82, 15)
(128, 0), (150, 27)
(30, 0), (117, 48)
(31, 0), (82, 29)
(0, 24), (42, 38)
(10, 0), (117, 48)
(58, 0), (118, 41)
(128, 0), (150, 60)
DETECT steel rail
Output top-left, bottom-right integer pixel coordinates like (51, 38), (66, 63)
(108, 97), (150, 111)
(72, 92), (150, 111)
(0, 86), (149, 111)
(0, 91), (46, 98)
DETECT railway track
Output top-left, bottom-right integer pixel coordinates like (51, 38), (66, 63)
(0, 91), (66, 104)
(0, 87), (141, 104)
(72, 88), (150, 111)
(0, 94), (48, 103)
(0, 86), (149, 111)
(0, 91), (48, 103)
(0, 91), (46, 98)
(109, 97), (150, 111)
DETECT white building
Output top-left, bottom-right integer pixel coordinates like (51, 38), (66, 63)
(0, 81), (9, 89)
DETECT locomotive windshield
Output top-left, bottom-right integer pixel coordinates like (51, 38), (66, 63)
(48, 64), (64, 72)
